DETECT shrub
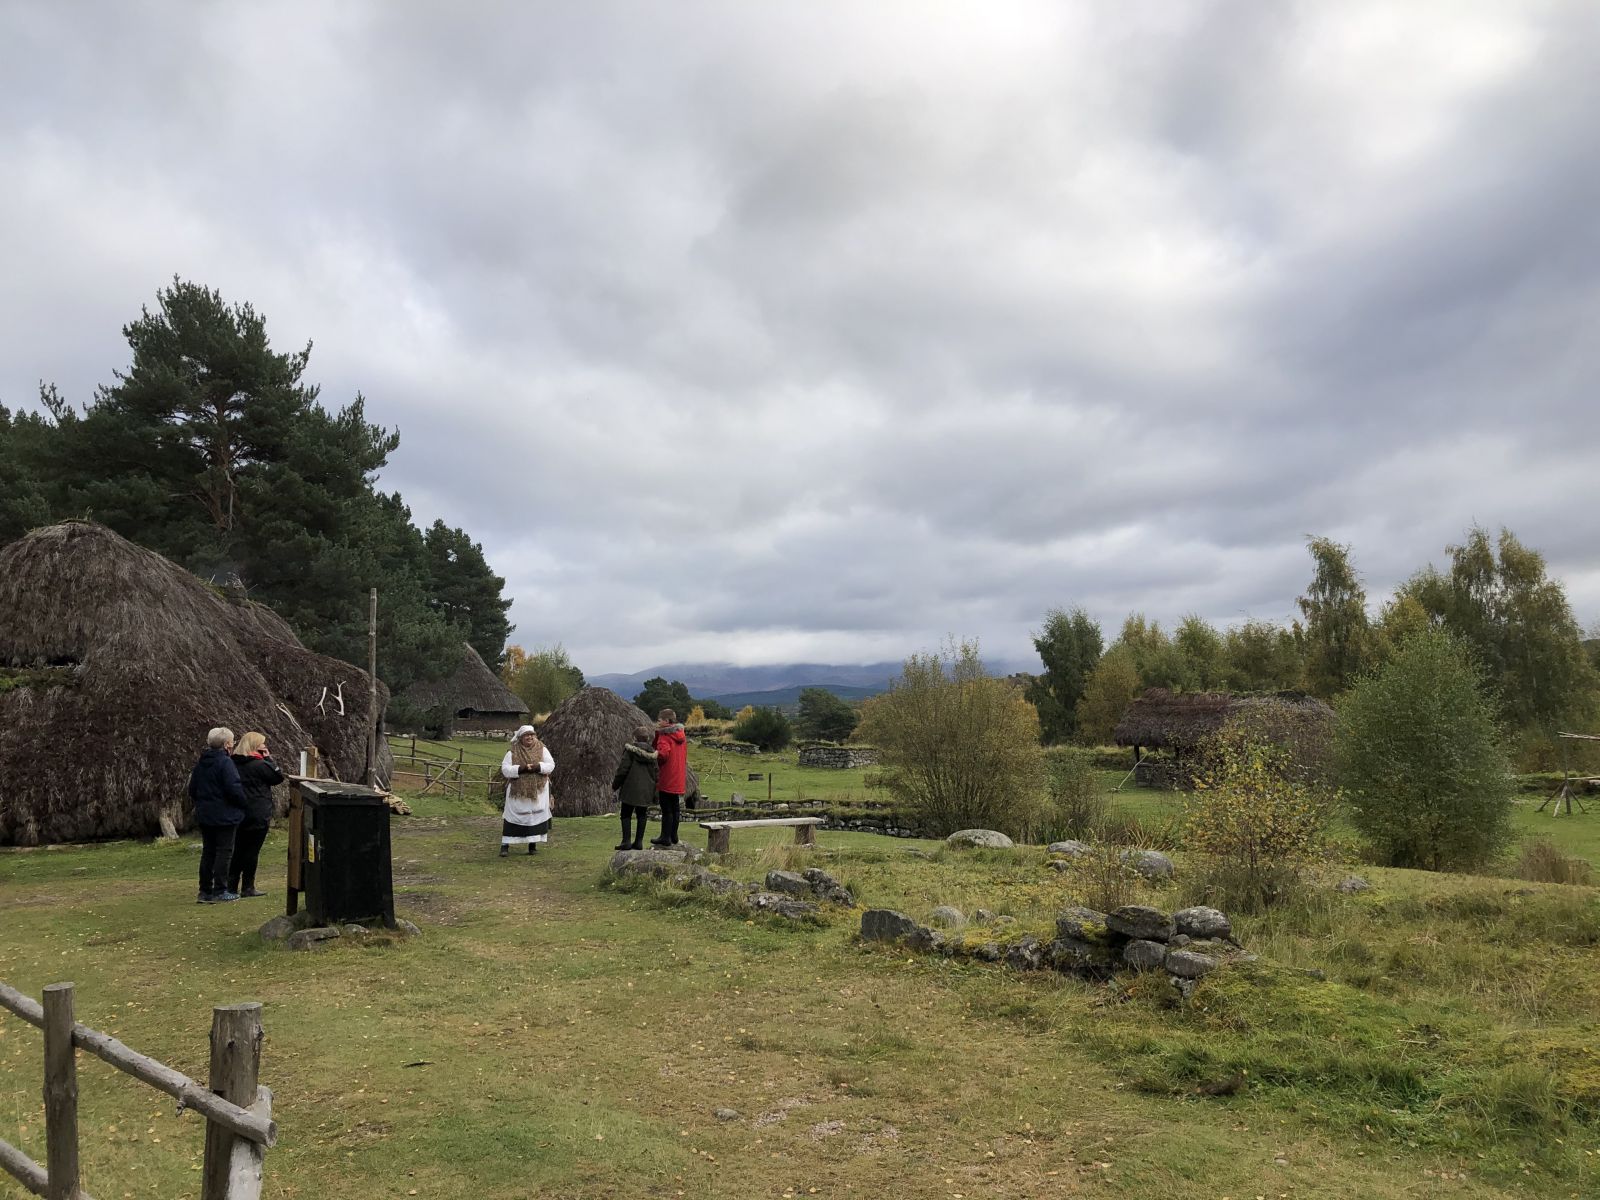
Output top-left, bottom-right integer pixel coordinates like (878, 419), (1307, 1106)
(1184, 719), (1335, 912)
(1510, 837), (1595, 886)
(1335, 628), (1514, 871)
(730, 706), (793, 752)
(1033, 746), (1108, 841)
(855, 638), (1044, 838)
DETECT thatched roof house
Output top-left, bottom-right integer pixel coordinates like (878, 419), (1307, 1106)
(538, 687), (657, 817)
(1113, 688), (1335, 754)
(394, 641), (527, 736)
(0, 522), (388, 846)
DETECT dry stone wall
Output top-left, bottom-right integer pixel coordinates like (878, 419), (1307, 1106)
(797, 745), (881, 768)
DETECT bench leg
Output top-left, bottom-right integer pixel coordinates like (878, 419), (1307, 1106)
(708, 827), (731, 855)
(794, 824), (816, 847)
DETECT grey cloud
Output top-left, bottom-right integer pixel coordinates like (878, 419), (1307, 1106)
(4, 1), (1599, 669)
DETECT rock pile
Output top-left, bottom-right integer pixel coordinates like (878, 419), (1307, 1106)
(860, 902), (1252, 995)
(606, 848), (853, 921)
(259, 910), (421, 950)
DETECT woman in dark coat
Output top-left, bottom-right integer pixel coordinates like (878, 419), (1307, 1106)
(610, 725), (658, 850)
(187, 726), (247, 903)
(229, 731), (285, 897)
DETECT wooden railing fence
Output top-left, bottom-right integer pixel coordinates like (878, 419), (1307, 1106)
(386, 736), (470, 800)
(0, 982), (274, 1200)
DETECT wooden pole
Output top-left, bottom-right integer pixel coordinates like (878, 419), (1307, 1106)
(200, 1004), (264, 1200)
(223, 1087), (272, 1200)
(366, 588), (378, 785)
(0, 984), (275, 1147)
(42, 984), (78, 1200)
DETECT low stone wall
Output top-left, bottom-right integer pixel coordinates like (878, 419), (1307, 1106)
(798, 745), (881, 769)
(861, 902), (1255, 997)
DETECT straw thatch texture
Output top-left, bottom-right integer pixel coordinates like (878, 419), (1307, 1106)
(0, 521), (390, 846)
(1112, 690), (1236, 750)
(1113, 688), (1334, 753)
(537, 686), (655, 817)
(394, 641), (528, 733)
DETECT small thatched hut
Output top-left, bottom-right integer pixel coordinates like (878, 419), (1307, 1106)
(1112, 688), (1335, 787)
(393, 642), (528, 737)
(537, 687), (657, 817)
(0, 521), (389, 845)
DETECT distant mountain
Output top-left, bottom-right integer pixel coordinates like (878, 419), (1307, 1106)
(589, 657), (1037, 704)
(588, 662), (904, 700)
(705, 682), (888, 711)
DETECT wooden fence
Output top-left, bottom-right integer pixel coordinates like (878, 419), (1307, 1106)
(387, 736), (470, 800)
(0, 982), (274, 1200)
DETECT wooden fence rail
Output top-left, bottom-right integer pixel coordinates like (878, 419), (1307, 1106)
(0, 982), (273, 1200)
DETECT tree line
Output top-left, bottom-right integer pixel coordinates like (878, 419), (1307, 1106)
(1028, 530), (1598, 763)
(0, 279), (512, 691)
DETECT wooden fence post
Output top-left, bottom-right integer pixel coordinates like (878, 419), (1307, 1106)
(200, 1004), (262, 1200)
(42, 983), (78, 1200)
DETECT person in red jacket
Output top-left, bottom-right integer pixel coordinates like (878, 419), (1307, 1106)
(649, 708), (688, 846)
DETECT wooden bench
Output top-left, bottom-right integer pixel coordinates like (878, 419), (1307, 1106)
(700, 817), (823, 855)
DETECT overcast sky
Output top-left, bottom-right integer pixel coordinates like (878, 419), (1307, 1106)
(4, 1), (1598, 673)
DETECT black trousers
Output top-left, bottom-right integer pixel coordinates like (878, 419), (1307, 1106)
(228, 822), (270, 892)
(657, 791), (682, 843)
(198, 824), (238, 895)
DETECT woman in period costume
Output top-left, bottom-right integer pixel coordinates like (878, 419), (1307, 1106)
(499, 724), (555, 857)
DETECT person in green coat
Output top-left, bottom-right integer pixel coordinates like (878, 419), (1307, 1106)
(610, 726), (658, 850)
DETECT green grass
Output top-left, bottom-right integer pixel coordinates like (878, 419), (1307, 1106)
(5, 771), (1600, 1199)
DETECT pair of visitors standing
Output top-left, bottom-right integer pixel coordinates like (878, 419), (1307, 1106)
(611, 725), (659, 850)
(650, 708), (688, 847)
(229, 732), (284, 897)
(499, 724), (554, 857)
(188, 727), (246, 903)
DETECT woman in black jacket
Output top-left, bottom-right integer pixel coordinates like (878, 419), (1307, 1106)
(228, 731), (285, 898)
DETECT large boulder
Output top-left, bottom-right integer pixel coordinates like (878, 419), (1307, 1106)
(1047, 840), (1091, 858)
(746, 892), (820, 919)
(1119, 849), (1175, 881)
(1173, 906), (1232, 941)
(1122, 939), (1168, 971)
(861, 909), (920, 942)
(1107, 905), (1174, 942)
(608, 846), (700, 877)
(765, 869), (812, 896)
(802, 867), (852, 905)
(1165, 949), (1222, 979)
(1055, 906), (1111, 944)
(946, 829), (1015, 849)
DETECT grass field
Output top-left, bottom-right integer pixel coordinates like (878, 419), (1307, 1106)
(3, 757), (1599, 1199)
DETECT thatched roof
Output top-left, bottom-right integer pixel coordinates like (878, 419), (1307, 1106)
(0, 521), (389, 845)
(396, 642), (527, 718)
(1112, 688), (1333, 751)
(538, 686), (657, 817)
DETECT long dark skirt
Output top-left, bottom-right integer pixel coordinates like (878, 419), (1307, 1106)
(501, 817), (551, 845)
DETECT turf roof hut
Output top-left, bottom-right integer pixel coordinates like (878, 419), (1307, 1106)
(1112, 688), (1335, 786)
(394, 641), (529, 737)
(536, 686), (658, 817)
(0, 521), (389, 846)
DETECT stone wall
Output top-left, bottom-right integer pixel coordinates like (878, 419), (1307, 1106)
(798, 745), (881, 769)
